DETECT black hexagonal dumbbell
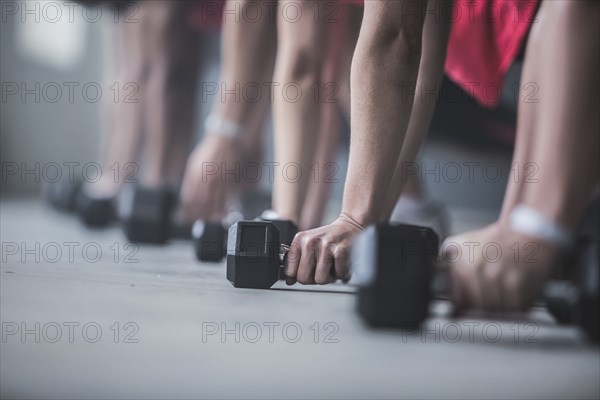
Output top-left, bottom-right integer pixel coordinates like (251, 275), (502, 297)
(259, 212), (298, 247)
(195, 210), (298, 263)
(193, 221), (228, 262)
(122, 186), (190, 244)
(226, 220), (298, 289)
(75, 190), (116, 228)
(43, 177), (82, 213)
(43, 176), (117, 228)
(192, 211), (244, 262)
(226, 220), (437, 306)
(350, 221), (599, 341)
(353, 224), (439, 328)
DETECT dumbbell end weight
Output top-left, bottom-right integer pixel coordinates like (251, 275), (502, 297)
(259, 214), (298, 246)
(169, 222), (192, 241)
(122, 186), (172, 244)
(76, 190), (116, 228)
(354, 224), (439, 328)
(193, 220), (227, 262)
(226, 221), (282, 289)
(43, 178), (82, 212)
(193, 211), (244, 262)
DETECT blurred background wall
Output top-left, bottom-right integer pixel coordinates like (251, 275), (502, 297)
(1, 1), (104, 195)
(1, 0), (515, 216)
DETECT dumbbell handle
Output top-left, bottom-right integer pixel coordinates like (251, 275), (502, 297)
(279, 244), (290, 264)
(431, 264), (451, 299)
(169, 222), (192, 240)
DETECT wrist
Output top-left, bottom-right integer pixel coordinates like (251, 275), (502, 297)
(507, 204), (574, 249)
(340, 198), (381, 227)
(341, 177), (387, 227)
(337, 211), (368, 231)
(205, 115), (242, 141)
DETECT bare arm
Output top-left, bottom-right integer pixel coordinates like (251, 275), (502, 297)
(342, 0), (427, 226)
(285, 0), (436, 285)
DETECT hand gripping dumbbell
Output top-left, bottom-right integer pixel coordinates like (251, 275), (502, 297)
(350, 223), (599, 340)
(226, 220), (298, 288)
(226, 220), (438, 304)
(353, 224), (439, 327)
(122, 186), (191, 244)
(195, 210), (298, 263)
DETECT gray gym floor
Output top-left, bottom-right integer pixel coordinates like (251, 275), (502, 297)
(1, 198), (599, 400)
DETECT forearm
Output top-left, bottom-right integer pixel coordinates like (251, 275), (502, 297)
(342, 5), (424, 226)
(519, 1), (600, 229)
(380, 7), (450, 220)
(210, 0), (276, 146)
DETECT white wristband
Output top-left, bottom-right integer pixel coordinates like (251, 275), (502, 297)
(260, 209), (279, 220)
(509, 204), (573, 248)
(204, 115), (242, 139)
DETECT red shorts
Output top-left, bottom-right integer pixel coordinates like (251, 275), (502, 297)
(444, 0), (538, 107)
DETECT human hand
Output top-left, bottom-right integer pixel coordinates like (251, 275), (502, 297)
(283, 213), (365, 285)
(180, 135), (238, 223)
(443, 224), (560, 314)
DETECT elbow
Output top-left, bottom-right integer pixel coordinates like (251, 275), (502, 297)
(368, 24), (423, 68)
(278, 46), (323, 85)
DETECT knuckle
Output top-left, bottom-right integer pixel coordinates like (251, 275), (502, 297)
(301, 236), (317, 250)
(292, 232), (305, 246)
(483, 266), (502, 282)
